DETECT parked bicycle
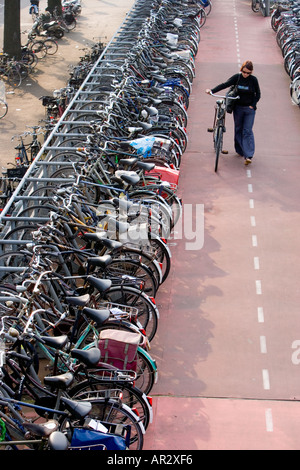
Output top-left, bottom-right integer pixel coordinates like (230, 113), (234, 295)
(0, 53), (22, 88)
(11, 126), (44, 166)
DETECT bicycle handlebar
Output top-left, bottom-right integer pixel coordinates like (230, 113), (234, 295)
(208, 91), (240, 99)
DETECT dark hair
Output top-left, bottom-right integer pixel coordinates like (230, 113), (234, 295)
(240, 61), (253, 72)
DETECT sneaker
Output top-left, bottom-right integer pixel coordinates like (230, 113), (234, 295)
(244, 158), (252, 165)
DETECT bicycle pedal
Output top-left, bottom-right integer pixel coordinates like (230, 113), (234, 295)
(221, 150), (228, 154)
(207, 128), (214, 132)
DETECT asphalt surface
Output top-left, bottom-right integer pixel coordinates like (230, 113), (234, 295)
(145, 0), (300, 451)
(1, 0), (300, 452)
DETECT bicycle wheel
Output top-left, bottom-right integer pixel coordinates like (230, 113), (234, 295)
(290, 76), (300, 107)
(0, 250), (33, 283)
(92, 284), (159, 342)
(251, 0), (260, 12)
(69, 377), (152, 430)
(101, 258), (158, 297)
(135, 348), (157, 395)
(21, 50), (38, 68)
(6, 67), (22, 88)
(214, 126), (223, 172)
(59, 396), (144, 450)
(49, 167), (101, 203)
(29, 40), (47, 59)
(1, 224), (37, 251)
(14, 204), (54, 222)
(0, 99), (8, 119)
(43, 39), (59, 55)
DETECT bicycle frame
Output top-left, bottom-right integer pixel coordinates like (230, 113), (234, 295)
(208, 92), (239, 171)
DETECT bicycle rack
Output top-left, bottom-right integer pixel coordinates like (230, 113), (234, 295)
(0, 0), (155, 250)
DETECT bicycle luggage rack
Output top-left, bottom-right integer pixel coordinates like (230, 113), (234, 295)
(0, 0), (154, 250)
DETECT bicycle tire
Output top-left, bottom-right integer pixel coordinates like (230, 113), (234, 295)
(290, 76), (300, 107)
(214, 126), (223, 172)
(1, 224), (37, 252)
(49, 167), (101, 204)
(29, 40), (47, 59)
(14, 204), (54, 221)
(110, 248), (163, 289)
(135, 348), (157, 395)
(43, 38), (58, 55)
(101, 258), (158, 297)
(68, 377), (152, 430)
(59, 396), (144, 450)
(6, 67), (22, 88)
(0, 250), (34, 283)
(251, 0), (260, 12)
(0, 99), (8, 119)
(92, 284), (159, 342)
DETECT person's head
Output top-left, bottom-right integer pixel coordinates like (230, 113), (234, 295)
(240, 61), (253, 77)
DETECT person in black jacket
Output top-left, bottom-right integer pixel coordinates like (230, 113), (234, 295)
(206, 61), (261, 165)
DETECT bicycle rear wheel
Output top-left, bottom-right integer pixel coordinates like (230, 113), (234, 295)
(0, 99), (8, 119)
(6, 67), (22, 88)
(29, 40), (47, 59)
(69, 378), (152, 430)
(43, 39), (59, 55)
(59, 396), (144, 450)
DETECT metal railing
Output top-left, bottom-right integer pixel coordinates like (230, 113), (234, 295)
(0, 0), (154, 247)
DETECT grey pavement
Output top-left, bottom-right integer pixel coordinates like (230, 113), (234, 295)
(0, 0), (134, 167)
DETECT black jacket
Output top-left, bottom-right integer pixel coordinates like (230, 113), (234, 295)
(211, 73), (261, 110)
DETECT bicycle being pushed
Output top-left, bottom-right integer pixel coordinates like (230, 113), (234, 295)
(207, 91), (239, 172)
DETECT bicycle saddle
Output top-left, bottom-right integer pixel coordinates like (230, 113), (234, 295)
(86, 275), (112, 293)
(40, 334), (69, 350)
(87, 254), (113, 269)
(60, 396), (92, 419)
(44, 371), (74, 390)
(64, 293), (90, 307)
(82, 306), (110, 325)
(82, 232), (123, 251)
(71, 347), (101, 367)
(23, 420), (59, 438)
(135, 161), (156, 172)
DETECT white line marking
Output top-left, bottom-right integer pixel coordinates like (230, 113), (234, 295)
(248, 184), (253, 193)
(250, 216), (256, 227)
(246, 169), (252, 177)
(260, 336), (267, 353)
(258, 307), (265, 323)
(254, 257), (260, 270)
(249, 199), (254, 209)
(262, 369), (270, 390)
(256, 280), (262, 294)
(252, 235), (258, 247)
(265, 409), (273, 432)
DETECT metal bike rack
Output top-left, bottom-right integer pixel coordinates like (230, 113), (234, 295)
(0, 0), (154, 247)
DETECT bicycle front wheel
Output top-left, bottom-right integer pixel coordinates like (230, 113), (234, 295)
(214, 126), (223, 172)
(6, 67), (22, 88)
(0, 99), (8, 119)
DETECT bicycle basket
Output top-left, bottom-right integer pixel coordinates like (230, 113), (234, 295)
(70, 423), (130, 450)
(6, 166), (28, 179)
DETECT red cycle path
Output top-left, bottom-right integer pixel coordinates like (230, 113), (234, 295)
(144, 0), (300, 450)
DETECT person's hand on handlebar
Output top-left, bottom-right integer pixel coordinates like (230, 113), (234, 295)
(205, 89), (212, 94)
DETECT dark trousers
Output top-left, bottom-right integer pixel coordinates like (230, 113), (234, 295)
(233, 106), (256, 158)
